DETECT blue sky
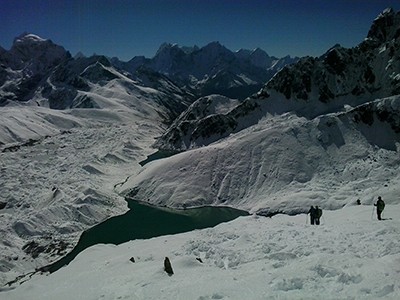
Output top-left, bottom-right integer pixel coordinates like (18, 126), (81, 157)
(1, 0), (400, 61)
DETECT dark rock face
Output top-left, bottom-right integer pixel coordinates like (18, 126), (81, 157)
(155, 95), (251, 150)
(258, 8), (400, 106)
(265, 57), (315, 100)
(367, 8), (400, 43)
(164, 257), (174, 276)
(325, 48), (346, 75)
(22, 240), (69, 259)
(353, 99), (400, 133)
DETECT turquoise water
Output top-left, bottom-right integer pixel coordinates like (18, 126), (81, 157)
(46, 199), (249, 273)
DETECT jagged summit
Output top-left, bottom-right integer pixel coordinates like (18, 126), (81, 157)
(119, 41), (298, 99)
(3, 32), (70, 71)
(154, 42), (181, 56)
(255, 8), (400, 110)
(367, 7), (400, 43)
(375, 7), (394, 20)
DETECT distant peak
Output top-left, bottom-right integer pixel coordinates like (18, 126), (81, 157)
(367, 8), (400, 43)
(202, 41), (229, 53)
(326, 44), (342, 52)
(204, 41), (224, 48)
(236, 49), (251, 54)
(155, 42), (181, 56)
(251, 47), (264, 53)
(159, 42), (177, 49)
(375, 7), (395, 20)
(14, 32), (47, 44)
(74, 51), (86, 59)
(181, 45), (199, 54)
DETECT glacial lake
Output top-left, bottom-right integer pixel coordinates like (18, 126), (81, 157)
(46, 199), (249, 273)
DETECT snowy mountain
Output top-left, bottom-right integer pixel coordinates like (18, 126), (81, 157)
(119, 8), (400, 213)
(114, 42), (298, 100)
(0, 33), (195, 286)
(0, 33), (192, 112)
(0, 33), (71, 105)
(155, 8), (400, 152)
(1, 8), (400, 297)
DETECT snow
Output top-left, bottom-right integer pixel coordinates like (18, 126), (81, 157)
(1, 11), (400, 298)
(0, 85), (167, 285)
(14, 34), (47, 44)
(120, 98), (400, 213)
(2, 204), (400, 299)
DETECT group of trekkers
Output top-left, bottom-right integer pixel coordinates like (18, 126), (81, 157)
(307, 205), (323, 225)
(307, 196), (386, 225)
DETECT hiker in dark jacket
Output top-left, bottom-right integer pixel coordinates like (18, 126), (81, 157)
(308, 206), (316, 225)
(315, 206), (322, 225)
(374, 196), (385, 220)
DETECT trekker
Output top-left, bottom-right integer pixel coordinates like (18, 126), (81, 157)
(315, 206), (322, 225)
(374, 196), (385, 220)
(308, 206), (316, 225)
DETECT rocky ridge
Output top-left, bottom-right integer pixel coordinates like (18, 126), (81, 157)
(155, 8), (400, 151)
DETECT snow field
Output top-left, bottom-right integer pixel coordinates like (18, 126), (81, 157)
(3, 204), (400, 299)
(0, 104), (165, 285)
(120, 107), (400, 214)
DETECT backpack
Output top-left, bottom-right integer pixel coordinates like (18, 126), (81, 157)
(377, 200), (385, 211)
(316, 209), (322, 218)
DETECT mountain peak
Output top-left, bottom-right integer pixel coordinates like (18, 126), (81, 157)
(6, 32), (70, 72)
(203, 41), (225, 50)
(367, 8), (400, 43)
(155, 43), (180, 56)
(13, 32), (47, 45)
(201, 42), (231, 57)
(375, 7), (395, 20)
(251, 47), (266, 55)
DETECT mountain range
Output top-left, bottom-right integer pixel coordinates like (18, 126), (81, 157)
(154, 8), (400, 151)
(0, 34), (297, 113)
(0, 7), (399, 291)
(112, 41), (298, 99)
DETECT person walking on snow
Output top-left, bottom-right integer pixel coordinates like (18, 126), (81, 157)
(308, 206), (316, 225)
(315, 206), (322, 225)
(374, 196), (385, 220)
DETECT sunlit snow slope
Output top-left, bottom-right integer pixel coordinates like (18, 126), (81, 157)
(120, 96), (400, 214)
(120, 9), (400, 214)
(3, 204), (400, 299)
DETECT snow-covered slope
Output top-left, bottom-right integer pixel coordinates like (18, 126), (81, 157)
(120, 95), (400, 213)
(0, 34), (194, 286)
(0, 100), (171, 286)
(3, 204), (400, 299)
